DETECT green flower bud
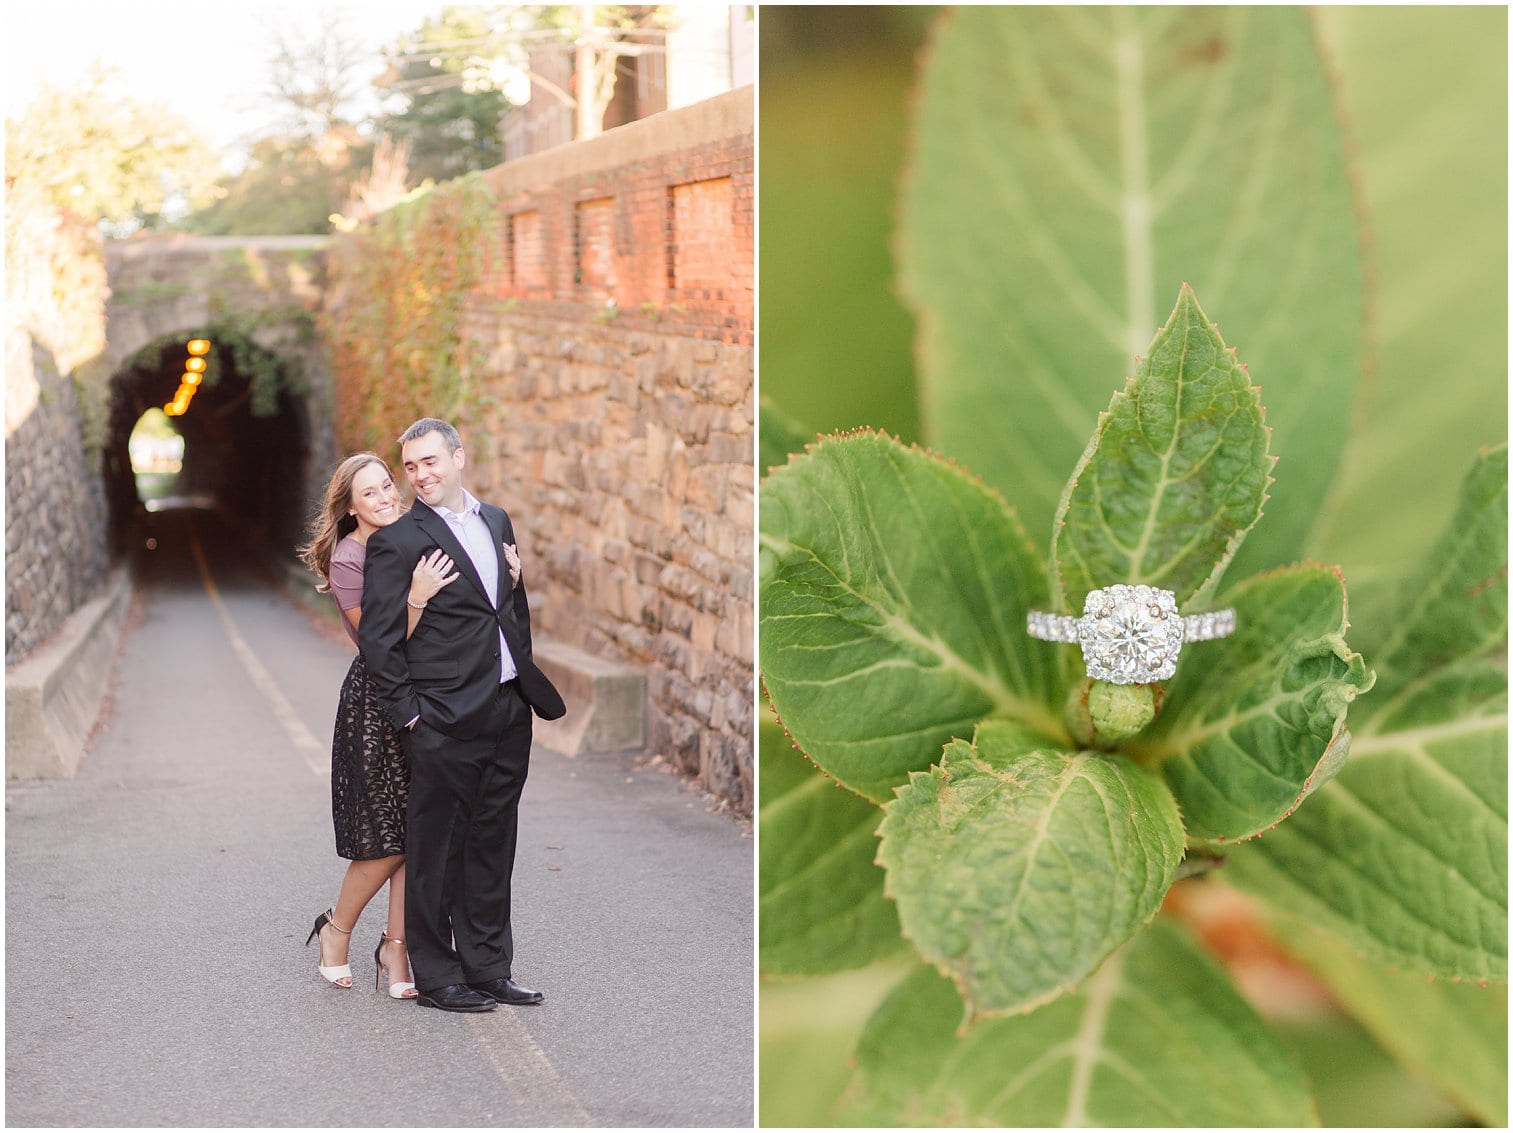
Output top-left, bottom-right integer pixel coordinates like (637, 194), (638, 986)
(1089, 680), (1159, 740)
(1065, 678), (1163, 747)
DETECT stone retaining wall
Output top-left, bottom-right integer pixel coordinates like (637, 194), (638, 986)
(4, 192), (110, 663)
(465, 89), (754, 810)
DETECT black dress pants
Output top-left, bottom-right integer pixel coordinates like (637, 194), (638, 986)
(401, 680), (532, 993)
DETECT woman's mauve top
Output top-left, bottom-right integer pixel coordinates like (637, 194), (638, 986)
(328, 534), (366, 647)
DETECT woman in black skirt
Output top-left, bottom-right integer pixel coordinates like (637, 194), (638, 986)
(297, 453), (458, 997)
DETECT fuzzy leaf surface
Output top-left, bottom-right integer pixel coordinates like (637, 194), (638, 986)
(876, 721), (1184, 1016)
(760, 432), (1064, 802)
(1226, 450), (1507, 979)
(1226, 661), (1506, 981)
(838, 919), (1316, 1127)
(1134, 565), (1371, 842)
(1356, 445), (1508, 687)
(758, 715), (902, 976)
(1053, 284), (1271, 609)
(900, 7), (1362, 577)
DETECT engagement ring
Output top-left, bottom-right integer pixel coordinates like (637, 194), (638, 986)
(1026, 584), (1236, 685)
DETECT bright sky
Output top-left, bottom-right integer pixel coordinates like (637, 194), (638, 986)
(3, 2), (448, 161)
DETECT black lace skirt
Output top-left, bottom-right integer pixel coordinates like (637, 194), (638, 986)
(331, 653), (408, 860)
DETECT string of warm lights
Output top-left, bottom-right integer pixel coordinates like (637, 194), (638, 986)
(164, 339), (210, 417)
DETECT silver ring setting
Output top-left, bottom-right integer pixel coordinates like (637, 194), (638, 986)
(1026, 584), (1236, 685)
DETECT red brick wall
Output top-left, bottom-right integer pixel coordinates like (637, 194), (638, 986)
(511, 210), (548, 292)
(466, 89), (754, 811)
(483, 90), (753, 346)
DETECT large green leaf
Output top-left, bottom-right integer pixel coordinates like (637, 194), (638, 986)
(1135, 565), (1372, 843)
(759, 714), (903, 976)
(1053, 284), (1271, 610)
(760, 431), (1065, 802)
(1225, 662), (1506, 981)
(876, 721), (1184, 1017)
(1355, 445), (1508, 688)
(1307, 9), (1507, 591)
(900, 7), (1362, 577)
(1268, 913), (1508, 1127)
(1226, 449), (1507, 979)
(837, 919), (1317, 1127)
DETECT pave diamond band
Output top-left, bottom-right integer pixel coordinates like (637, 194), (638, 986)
(1026, 609), (1237, 644)
(1178, 609), (1238, 642)
(1026, 584), (1235, 685)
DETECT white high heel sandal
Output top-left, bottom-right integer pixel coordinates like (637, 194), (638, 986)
(376, 932), (418, 999)
(306, 908), (354, 988)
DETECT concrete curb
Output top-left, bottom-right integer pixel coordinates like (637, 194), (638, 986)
(6, 564), (133, 779)
(533, 639), (646, 758)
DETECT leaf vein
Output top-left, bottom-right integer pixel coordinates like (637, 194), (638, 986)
(1062, 947), (1126, 1125)
(1326, 779), (1508, 920)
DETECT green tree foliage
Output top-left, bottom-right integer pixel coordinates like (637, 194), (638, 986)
(187, 135), (370, 236)
(176, 5), (685, 235)
(321, 173), (499, 454)
(5, 65), (221, 234)
(374, 7), (508, 183)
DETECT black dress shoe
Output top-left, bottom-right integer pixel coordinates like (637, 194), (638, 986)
(469, 977), (544, 1005)
(416, 983), (497, 1012)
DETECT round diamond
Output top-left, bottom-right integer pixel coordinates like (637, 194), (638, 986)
(1077, 585), (1183, 684)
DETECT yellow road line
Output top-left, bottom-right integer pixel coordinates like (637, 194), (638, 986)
(188, 527), (329, 776)
(471, 1010), (596, 1126)
(192, 527), (587, 1119)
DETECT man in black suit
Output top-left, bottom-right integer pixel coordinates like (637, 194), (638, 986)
(359, 418), (566, 1012)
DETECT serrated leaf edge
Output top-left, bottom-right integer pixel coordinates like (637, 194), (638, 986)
(759, 428), (1071, 784)
(875, 734), (1184, 1023)
(1049, 283), (1278, 613)
(760, 678), (884, 807)
(1151, 561), (1375, 845)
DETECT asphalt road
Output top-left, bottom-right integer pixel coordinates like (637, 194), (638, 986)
(6, 505), (753, 1127)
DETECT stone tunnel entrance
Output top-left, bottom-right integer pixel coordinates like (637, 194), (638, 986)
(102, 324), (313, 557)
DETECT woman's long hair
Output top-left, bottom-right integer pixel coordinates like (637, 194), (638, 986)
(297, 452), (393, 593)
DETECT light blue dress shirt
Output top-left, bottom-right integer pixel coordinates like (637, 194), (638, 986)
(433, 490), (518, 684)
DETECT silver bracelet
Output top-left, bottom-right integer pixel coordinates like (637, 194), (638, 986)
(406, 597), (427, 610)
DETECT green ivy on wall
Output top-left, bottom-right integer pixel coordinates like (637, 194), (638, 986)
(320, 173), (501, 457)
(209, 309), (315, 417)
(113, 315), (311, 434)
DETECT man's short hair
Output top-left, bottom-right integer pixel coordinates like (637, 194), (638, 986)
(398, 418), (462, 452)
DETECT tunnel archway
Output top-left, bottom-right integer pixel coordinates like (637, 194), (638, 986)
(103, 324), (313, 557)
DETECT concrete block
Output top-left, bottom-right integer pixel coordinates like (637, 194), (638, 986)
(532, 638), (645, 758)
(6, 566), (132, 779)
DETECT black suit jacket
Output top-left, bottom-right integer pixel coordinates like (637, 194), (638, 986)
(358, 497), (566, 739)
